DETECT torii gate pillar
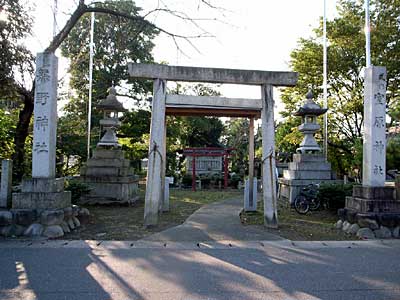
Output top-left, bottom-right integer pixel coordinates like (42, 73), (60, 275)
(144, 79), (166, 227)
(261, 84), (278, 228)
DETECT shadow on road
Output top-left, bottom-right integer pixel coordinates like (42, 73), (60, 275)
(0, 245), (144, 300)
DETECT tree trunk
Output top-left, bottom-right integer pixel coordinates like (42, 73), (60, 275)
(12, 90), (34, 182)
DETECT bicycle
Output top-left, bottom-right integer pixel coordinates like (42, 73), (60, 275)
(294, 183), (321, 214)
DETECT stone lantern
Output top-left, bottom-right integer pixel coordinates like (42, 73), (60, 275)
(278, 90), (341, 204)
(79, 86), (138, 205)
(294, 91), (327, 153)
(97, 87), (126, 148)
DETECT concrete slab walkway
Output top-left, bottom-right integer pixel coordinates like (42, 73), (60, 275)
(143, 197), (283, 242)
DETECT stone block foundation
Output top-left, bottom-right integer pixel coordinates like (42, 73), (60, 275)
(3, 177), (90, 238)
(336, 185), (400, 239)
(0, 205), (90, 238)
(80, 148), (139, 205)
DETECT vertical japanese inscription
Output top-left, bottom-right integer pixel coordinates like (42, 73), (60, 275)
(32, 53), (58, 178)
(363, 67), (386, 187)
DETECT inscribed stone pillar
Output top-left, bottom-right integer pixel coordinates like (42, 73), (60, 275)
(12, 52), (71, 211)
(0, 159), (13, 208)
(32, 52), (58, 178)
(162, 121), (169, 212)
(164, 177), (170, 211)
(247, 117), (255, 211)
(144, 79), (166, 226)
(362, 66), (386, 187)
(244, 178), (257, 211)
(261, 84), (278, 228)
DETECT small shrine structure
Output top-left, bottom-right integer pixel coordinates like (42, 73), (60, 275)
(279, 91), (341, 204)
(183, 147), (234, 191)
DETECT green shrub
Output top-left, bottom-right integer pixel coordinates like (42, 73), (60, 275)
(65, 180), (91, 204)
(199, 174), (211, 187)
(181, 174), (195, 187)
(229, 173), (241, 188)
(211, 173), (223, 186)
(317, 183), (354, 210)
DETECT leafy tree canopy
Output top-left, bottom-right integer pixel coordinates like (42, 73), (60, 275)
(0, 0), (34, 98)
(58, 0), (158, 172)
(278, 0), (400, 179)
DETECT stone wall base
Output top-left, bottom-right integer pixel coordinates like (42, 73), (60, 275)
(336, 185), (400, 239)
(0, 205), (90, 238)
(1, 177), (90, 238)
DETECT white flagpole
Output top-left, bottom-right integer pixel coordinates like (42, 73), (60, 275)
(365, 0), (371, 67)
(323, 0), (328, 160)
(87, 12), (95, 158)
(52, 0), (58, 37)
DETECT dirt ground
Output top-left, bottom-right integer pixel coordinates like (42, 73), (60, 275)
(62, 187), (350, 241)
(240, 201), (353, 241)
(67, 188), (241, 240)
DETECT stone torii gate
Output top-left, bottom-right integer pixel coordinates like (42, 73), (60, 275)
(128, 63), (297, 228)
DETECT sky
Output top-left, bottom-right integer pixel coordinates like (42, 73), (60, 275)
(27, 0), (339, 114)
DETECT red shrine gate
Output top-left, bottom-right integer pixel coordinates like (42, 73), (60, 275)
(182, 147), (234, 191)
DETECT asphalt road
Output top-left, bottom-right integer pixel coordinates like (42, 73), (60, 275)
(0, 239), (399, 300)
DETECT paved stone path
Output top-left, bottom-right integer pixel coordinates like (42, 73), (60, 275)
(143, 197), (282, 242)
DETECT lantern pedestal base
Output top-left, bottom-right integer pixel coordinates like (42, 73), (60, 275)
(279, 154), (342, 204)
(79, 148), (139, 205)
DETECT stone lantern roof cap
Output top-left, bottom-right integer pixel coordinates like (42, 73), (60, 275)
(97, 87), (127, 112)
(294, 90), (327, 116)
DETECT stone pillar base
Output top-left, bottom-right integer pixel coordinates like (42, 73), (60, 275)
(0, 177), (89, 239)
(336, 185), (400, 239)
(12, 178), (71, 210)
(345, 185), (399, 214)
(0, 205), (90, 239)
(244, 178), (258, 211)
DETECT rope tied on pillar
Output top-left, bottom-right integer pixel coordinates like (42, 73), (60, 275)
(149, 141), (163, 163)
(261, 146), (274, 165)
(261, 146), (278, 222)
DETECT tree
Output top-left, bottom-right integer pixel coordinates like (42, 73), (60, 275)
(58, 0), (158, 171)
(0, 109), (18, 159)
(223, 118), (250, 175)
(1, 0), (219, 181)
(168, 83), (225, 147)
(275, 117), (302, 156)
(61, 0), (157, 101)
(278, 0), (400, 179)
(387, 136), (400, 171)
(119, 109), (151, 171)
(0, 0), (35, 179)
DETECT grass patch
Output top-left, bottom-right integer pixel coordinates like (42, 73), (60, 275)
(67, 187), (240, 240)
(240, 200), (353, 241)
